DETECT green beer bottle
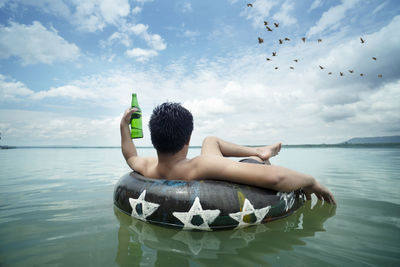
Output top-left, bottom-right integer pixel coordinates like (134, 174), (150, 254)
(130, 93), (143, 139)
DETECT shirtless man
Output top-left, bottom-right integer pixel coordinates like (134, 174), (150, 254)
(120, 102), (336, 205)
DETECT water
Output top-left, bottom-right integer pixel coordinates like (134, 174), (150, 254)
(0, 146), (399, 266)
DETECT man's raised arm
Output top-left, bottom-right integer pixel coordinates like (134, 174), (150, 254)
(120, 108), (138, 162)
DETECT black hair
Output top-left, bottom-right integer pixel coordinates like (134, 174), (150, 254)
(149, 102), (193, 154)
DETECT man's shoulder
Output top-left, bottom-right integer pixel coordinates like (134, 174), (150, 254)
(127, 156), (157, 173)
(137, 156), (158, 168)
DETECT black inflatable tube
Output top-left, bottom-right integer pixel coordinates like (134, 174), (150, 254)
(114, 171), (306, 231)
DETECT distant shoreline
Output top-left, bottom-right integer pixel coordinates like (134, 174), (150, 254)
(3, 136), (399, 149)
(2, 143), (400, 150)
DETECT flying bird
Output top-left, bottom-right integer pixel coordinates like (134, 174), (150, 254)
(319, 65), (324, 69)
(302, 37), (306, 43)
(285, 37), (290, 41)
(266, 58), (271, 61)
(258, 37), (264, 44)
(318, 39), (322, 43)
(340, 72), (344, 76)
(293, 59), (298, 62)
(275, 67), (278, 70)
(360, 73), (364, 76)
(266, 26), (273, 32)
(328, 72), (332, 75)
(274, 22), (279, 28)
(279, 39), (283, 44)
(272, 52), (277, 56)
(349, 70), (354, 73)
(247, 4), (253, 7)
(264, 21), (268, 25)
(290, 66), (294, 70)
(378, 74), (383, 78)
(360, 37), (365, 43)
(372, 57), (377, 60)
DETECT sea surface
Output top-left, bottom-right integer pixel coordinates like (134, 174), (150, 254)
(0, 146), (399, 266)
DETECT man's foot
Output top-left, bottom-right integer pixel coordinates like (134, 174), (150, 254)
(256, 142), (282, 161)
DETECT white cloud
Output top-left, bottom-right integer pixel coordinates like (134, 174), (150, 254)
(2, 0), (165, 61)
(273, 0), (297, 26)
(182, 2), (192, 13)
(2, 15), (399, 145)
(102, 22), (166, 59)
(131, 6), (142, 15)
(129, 24), (167, 51)
(102, 31), (131, 47)
(33, 85), (98, 100)
(183, 98), (235, 118)
(360, 81), (400, 114)
(107, 54), (116, 62)
(308, 0), (323, 12)
(307, 0), (360, 37)
(2, 71), (137, 105)
(241, 0), (279, 28)
(125, 48), (158, 62)
(321, 80), (400, 133)
(2, 0), (131, 32)
(321, 105), (355, 122)
(372, 1), (387, 15)
(0, 0), (7, 8)
(314, 15), (400, 83)
(134, 0), (154, 3)
(72, 0), (131, 32)
(99, 0), (130, 24)
(0, 109), (122, 146)
(182, 30), (200, 38)
(20, 0), (72, 17)
(30, 71), (141, 105)
(143, 33), (167, 51)
(105, 22), (166, 50)
(0, 21), (80, 65)
(0, 74), (34, 101)
(130, 23), (149, 35)
(309, 16), (400, 127)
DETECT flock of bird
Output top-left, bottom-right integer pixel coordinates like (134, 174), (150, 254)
(247, 3), (382, 78)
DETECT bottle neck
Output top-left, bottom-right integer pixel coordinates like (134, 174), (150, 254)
(131, 94), (139, 107)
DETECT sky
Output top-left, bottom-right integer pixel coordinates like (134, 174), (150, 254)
(0, 0), (399, 146)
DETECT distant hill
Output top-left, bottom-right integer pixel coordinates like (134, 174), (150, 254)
(343, 136), (400, 144)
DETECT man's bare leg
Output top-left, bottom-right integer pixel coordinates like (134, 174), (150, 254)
(200, 136), (281, 162)
(199, 136), (336, 205)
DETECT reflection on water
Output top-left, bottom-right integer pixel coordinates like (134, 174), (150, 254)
(114, 200), (336, 266)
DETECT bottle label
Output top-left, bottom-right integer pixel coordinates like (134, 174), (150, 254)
(131, 112), (141, 119)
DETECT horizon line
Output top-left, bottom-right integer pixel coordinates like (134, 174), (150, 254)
(2, 143), (400, 149)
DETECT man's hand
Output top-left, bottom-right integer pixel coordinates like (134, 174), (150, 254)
(303, 181), (336, 205)
(120, 108), (139, 162)
(121, 108), (138, 125)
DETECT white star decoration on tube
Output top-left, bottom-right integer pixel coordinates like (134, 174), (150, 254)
(229, 199), (271, 228)
(173, 197), (220, 231)
(277, 192), (295, 211)
(129, 190), (160, 221)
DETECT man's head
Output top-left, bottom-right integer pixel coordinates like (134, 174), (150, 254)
(149, 102), (193, 154)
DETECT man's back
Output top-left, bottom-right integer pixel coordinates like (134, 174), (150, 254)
(127, 155), (197, 180)
(120, 105), (336, 205)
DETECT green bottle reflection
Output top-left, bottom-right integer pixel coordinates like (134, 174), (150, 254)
(130, 93), (143, 139)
